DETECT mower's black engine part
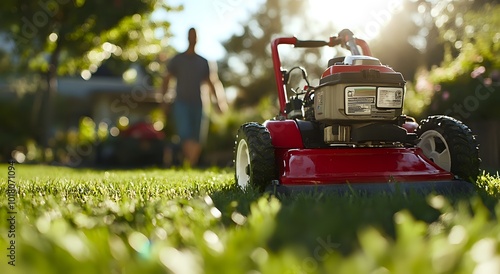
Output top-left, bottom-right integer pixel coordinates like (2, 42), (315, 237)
(235, 122), (276, 191)
(350, 123), (407, 143)
(296, 120), (326, 148)
(324, 125), (351, 143)
(416, 115), (480, 183)
(297, 121), (415, 147)
(406, 133), (418, 143)
(397, 115), (408, 126)
(286, 96), (303, 119)
(303, 99), (315, 121)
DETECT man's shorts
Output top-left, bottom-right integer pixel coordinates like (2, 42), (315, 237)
(172, 101), (203, 143)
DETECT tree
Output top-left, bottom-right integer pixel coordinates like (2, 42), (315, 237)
(220, 0), (336, 108)
(420, 3), (500, 120)
(0, 0), (176, 155)
(397, 1), (499, 120)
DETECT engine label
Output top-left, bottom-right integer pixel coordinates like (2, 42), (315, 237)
(345, 87), (375, 115)
(377, 87), (403, 108)
(315, 90), (323, 115)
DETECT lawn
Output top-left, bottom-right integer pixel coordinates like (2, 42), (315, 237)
(1, 164), (500, 274)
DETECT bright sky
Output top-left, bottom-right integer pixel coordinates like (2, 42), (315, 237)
(154, 0), (264, 61)
(307, 0), (404, 42)
(155, 0), (402, 61)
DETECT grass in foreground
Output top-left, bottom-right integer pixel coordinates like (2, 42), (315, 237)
(0, 165), (499, 274)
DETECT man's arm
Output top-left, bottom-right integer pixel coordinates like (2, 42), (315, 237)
(206, 75), (228, 113)
(160, 73), (172, 112)
(161, 73), (171, 95)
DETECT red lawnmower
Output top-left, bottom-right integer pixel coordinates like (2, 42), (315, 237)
(234, 29), (480, 194)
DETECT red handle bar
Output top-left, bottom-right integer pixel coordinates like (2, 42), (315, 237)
(271, 36), (372, 117)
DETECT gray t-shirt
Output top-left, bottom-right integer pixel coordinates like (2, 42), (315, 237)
(167, 52), (210, 106)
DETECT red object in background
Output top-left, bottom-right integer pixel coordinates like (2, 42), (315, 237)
(121, 122), (164, 140)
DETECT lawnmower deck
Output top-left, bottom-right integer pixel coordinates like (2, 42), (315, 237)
(278, 147), (453, 185)
(273, 146), (474, 194)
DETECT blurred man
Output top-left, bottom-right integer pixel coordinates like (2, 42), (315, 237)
(161, 28), (228, 167)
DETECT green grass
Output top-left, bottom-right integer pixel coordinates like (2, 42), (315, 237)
(1, 165), (500, 274)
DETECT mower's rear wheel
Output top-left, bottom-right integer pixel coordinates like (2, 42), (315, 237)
(235, 122), (276, 191)
(416, 115), (480, 182)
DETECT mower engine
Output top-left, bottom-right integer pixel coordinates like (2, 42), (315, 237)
(311, 55), (407, 144)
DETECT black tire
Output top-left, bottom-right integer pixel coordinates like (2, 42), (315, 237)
(234, 122), (276, 191)
(416, 115), (480, 182)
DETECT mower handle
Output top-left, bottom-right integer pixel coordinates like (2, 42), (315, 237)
(272, 33), (372, 117)
(295, 39), (329, 48)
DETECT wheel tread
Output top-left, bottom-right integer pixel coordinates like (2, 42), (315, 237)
(234, 122), (276, 191)
(417, 115), (480, 182)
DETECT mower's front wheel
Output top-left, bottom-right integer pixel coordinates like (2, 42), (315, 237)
(235, 122), (276, 191)
(416, 115), (480, 182)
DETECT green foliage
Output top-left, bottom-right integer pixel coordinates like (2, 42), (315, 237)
(403, 75), (433, 118)
(406, 2), (500, 120)
(0, 0), (175, 75)
(430, 3), (500, 84)
(0, 0), (179, 156)
(206, 96), (279, 156)
(1, 165), (500, 273)
(77, 117), (96, 145)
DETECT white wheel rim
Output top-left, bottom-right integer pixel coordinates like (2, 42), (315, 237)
(236, 139), (250, 189)
(417, 130), (452, 171)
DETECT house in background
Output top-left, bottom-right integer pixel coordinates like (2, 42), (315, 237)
(0, 62), (169, 166)
(56, 64), (163, 129)
(53, 64), (167, 167)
